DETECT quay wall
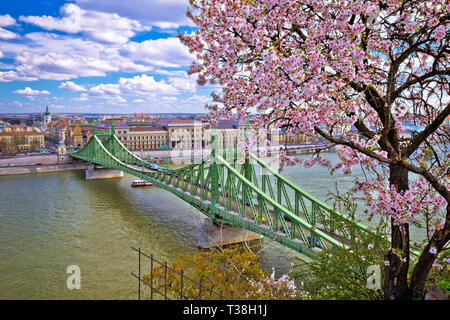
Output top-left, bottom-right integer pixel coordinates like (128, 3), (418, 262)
(0, 154), (89, 176)
(0, 162), (90, 176)
(0, 154), (73, 166)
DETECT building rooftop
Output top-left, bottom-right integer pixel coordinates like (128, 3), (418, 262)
(128, 126), (167, 132)
(0, 130), (42, 136)
(160, 119), (203, 126)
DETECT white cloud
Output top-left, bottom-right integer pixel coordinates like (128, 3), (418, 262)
(59, 81), (87, 92)
(119, 74), (179, 95)
(107, 95), (127, 104)
(0, 3), (213, 113)
(19, 3), (151, 44)
(89, 83), (121, 96)
(120, 37), (194, 68)
(0, 28), (18, 40)
(73, 93), (90, 101)
(12, 101), (23, 107)
(0, 14), (16, 27)
(184, 94), (212, 104)
(14, 51), (118, 81)
(0, 71), (37, 82)
(161, 96), (179, 102)
(74, 0), (193, 29)
(169, 76), (197, 92)
(83, 74), (180, 100)
(80, 74), (188, 104)
(14, 87), (50, 95)
(0, 31), (159, 82)
(0, 15), (18, 39)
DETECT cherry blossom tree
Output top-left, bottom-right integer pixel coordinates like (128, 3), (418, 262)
(180, 0), (449, 299)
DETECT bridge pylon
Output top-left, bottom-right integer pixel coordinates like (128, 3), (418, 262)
(210, 126), (219, 206)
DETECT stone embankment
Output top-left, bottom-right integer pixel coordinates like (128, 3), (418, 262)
(0, 154), (89, 176)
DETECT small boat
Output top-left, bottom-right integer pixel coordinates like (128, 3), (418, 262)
(131, 179), (153, 187)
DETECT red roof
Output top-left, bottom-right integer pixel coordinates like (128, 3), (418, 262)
(0, 130), (42, 136)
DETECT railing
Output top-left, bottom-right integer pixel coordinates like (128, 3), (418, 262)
(130, 247), (228, 300)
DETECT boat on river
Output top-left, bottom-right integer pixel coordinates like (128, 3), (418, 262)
(131, 179), (153, 187)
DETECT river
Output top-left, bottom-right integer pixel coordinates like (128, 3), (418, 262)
(0, 152), (425, 299)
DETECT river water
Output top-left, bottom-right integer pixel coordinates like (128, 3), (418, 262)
(0, 152), (424, 299)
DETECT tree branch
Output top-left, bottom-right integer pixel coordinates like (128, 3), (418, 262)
(402, 102), (450, 158)
(315, 125), (450, 203)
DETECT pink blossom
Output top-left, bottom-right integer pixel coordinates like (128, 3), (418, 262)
(181, 0), (449, 263)
(427, 18), (439, 28)
(433, 25), (446, 40)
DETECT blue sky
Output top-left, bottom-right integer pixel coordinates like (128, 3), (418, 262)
(0, 0), (213, 114)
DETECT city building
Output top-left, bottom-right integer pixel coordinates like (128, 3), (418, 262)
(38, 115), (322, 153)
(122, 126), (169, 151)
(165, 119), (204, 150)
(0, 125), (45, 153)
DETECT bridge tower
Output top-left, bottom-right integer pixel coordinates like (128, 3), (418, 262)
(85, 118), (123, 180)
(210, 126), (219, 206)
(198, 121), (263, 248)
(242, 115), (254, 209)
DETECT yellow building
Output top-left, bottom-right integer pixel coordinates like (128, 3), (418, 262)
(0, 125), (44, 153)
(72, 124), (83, 147)
(166, 119), (204, 150)
(270, 129), (311, 146)
(120, 126), (169, 151)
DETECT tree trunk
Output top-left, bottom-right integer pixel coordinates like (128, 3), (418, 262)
(383, 164), (411, 300)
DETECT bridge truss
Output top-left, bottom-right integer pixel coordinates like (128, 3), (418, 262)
(71, 128), (383, 260)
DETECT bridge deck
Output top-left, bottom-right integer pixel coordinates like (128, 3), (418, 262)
(128, 163), (348, 252)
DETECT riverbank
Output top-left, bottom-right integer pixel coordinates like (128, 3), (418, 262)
(0, 162), (90, 176)
(0, 153), (90, 176)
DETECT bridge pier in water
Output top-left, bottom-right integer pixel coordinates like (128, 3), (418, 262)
(85, 165), (124, 180)
(198, 218), (263, 248)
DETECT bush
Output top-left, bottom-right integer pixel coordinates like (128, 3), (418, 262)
(143, 245), (304, 300)
(293, 187), (390, 300)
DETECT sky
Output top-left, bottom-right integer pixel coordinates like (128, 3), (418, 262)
(0, 0), (214, 114)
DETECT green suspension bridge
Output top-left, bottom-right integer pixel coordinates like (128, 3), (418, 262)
(70, 122), (380, 260)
